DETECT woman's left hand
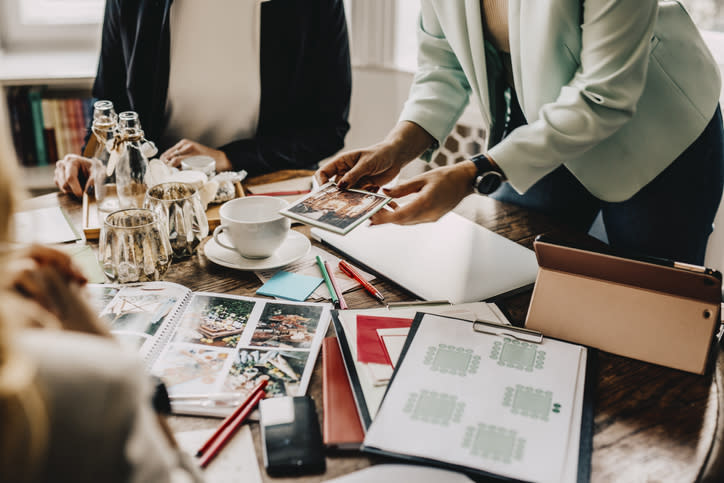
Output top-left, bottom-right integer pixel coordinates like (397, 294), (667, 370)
(369, 161), (478, 226)
(160, 139), (232, 171)
(5, 245), (110, 337)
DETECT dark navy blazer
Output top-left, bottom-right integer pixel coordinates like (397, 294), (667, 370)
(93, 0), (351, 175)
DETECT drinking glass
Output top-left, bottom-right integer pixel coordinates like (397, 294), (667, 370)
(144, 182), (209, 258)
(99, 208), (172, 283)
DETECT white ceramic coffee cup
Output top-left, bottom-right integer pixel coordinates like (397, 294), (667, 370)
(212, 196), (291, 259)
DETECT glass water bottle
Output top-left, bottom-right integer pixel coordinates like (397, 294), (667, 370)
(90, 100), (119, 214)
(115, 111), (149, 209)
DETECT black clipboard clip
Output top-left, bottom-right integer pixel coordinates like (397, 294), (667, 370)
(473, 319), (543, 344)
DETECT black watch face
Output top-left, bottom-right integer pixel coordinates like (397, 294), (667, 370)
(476, 173), (502, 194)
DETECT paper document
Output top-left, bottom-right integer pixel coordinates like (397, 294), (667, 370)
(175, 426), (262, 483)
(334, 302), (509, 423)
(13, 206), (80, 244)
(364, 313), (587, 483)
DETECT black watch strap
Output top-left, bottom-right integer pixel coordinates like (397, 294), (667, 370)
(471, 154), (503, 195)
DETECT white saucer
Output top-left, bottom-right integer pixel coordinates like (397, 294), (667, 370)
(204, 230), (311, 271)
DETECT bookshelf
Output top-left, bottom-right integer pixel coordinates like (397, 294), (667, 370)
(0, 49), (96, 193)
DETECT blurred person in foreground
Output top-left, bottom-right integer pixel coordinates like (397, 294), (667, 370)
(0, 99), (202, 481)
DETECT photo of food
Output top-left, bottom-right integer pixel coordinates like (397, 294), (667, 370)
(223, 348), (308, 398)
(100, 288), (180, 337)
(155, 344), (231, 395)
(172, 294), (256, 348)
(250, 302), (324, 349)
(281, 182), (391, 234)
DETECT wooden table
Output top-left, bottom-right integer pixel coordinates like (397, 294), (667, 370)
(32, 171), (724, 483)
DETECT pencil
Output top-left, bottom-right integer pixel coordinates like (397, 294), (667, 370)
(324, 260), (348, 310)
(316, 255), (339, 305)
(198, 389), (266, 468)
(195, 378), (268, 457)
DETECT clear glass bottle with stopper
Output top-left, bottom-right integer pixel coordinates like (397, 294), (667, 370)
(111, 111), (157, 208)
(89, 100), (119, 214)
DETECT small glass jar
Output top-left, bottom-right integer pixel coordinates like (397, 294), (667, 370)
(144, 182), (209, 258)
(99, 208), (172, 283)
(115, 112), (149, 209)
(89, 100), (119, 214)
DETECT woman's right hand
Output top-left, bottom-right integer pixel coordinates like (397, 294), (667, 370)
(316, 142), (406, 192)
(316, 120), (437, 191)
(54, 154), (93, 198)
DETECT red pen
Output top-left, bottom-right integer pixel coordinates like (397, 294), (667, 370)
(338, 260), (384, 302)
(196, 378), (268, 461)
(198, 389), (266, 468)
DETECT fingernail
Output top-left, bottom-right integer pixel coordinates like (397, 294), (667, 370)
(338, 181), (348, 190)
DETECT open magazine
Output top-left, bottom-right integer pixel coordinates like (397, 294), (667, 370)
(86, 281), (332, 417)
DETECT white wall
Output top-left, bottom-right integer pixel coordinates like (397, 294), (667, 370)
(344, 66), (413, 151)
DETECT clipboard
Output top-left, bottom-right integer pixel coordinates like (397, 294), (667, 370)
(330, 301), (512, 430)
(525, 236), (722, 374)
(361, 313), (595, 483)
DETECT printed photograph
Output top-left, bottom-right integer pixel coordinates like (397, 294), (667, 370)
(155, 344), (231, 395)
(250, 302), (324, 349)
(100, 287), (181, 337)
(282, 182), (390, 234)
(173, 295), (256, 348)
(223, 348), (308, 398)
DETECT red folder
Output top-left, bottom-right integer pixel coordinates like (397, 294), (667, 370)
(356, 315), (413, 365)
(322, 337), (364, 449)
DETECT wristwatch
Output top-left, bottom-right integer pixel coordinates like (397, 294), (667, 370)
(471, 153), (504, 195)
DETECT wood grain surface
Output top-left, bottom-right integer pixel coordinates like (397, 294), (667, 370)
(35, 170), (723, 483)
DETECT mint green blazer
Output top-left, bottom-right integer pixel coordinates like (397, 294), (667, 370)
(399, 0), (721, 202)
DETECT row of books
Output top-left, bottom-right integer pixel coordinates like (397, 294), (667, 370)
(6, 86), (93, 166)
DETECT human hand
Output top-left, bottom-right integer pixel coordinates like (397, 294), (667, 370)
(316, 142), (406, 192)
(5, 245), (110, 337)
(54, 154), (93, 198)
(160, 139), (232, 171)
(369, 161), (477, 226)
(316, 121), (437, 191)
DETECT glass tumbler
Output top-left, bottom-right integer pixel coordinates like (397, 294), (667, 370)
(99, 208), (172, 283)
(144, 182), (209, 258)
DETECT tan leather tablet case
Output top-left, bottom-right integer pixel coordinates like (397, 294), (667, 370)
(525, 239), (721, 374)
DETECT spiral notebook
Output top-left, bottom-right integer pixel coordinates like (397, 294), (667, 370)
(86, 281), (331, 417)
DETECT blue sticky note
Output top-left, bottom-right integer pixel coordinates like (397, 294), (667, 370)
(256, 271), (323, 302)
